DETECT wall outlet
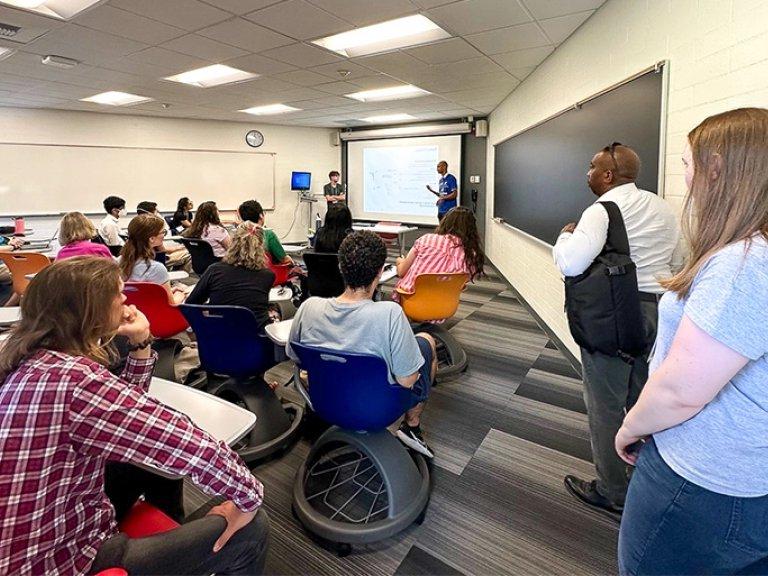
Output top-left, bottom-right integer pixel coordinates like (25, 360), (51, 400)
(469, 175), (481, 183)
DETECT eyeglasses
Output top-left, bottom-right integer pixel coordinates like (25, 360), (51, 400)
(606, 141), (623, 172)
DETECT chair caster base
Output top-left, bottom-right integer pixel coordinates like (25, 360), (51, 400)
(336, 543), (352, 557)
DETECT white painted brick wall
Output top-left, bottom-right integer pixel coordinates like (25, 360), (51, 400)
(487, 0), (768, 357)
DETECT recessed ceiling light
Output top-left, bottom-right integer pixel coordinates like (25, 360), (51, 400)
(362, 113), (416, 124)
(41, 55), (79, 69)
(81, 91), (153, 107)
(164, 64), (258, 88)
(312, 14), (450, 58)
(346, 85), (430, 103)
(0, 0), (104, 20)
(0, 46), (15, 62)
(239, 104), (301, 116)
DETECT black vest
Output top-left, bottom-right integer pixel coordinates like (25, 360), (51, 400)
(564, 201), (646, 359)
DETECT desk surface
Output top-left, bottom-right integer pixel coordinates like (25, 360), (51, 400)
(148, 377), (256, 446)
(265, 319), (292, 347)
(167, 270), (189, 281)
(380, 266), (397, 283)
(0, 307), (21, 326)
(269, 286), (292, 302)
(283, 244), (307, 254)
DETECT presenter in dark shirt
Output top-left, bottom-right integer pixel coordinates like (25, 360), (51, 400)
(426, 161), (458, 221)
(323, 170), (346, 205)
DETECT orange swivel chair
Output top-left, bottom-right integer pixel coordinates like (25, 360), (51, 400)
(396, 272), (469, 378)
(0, 251), (51, 298)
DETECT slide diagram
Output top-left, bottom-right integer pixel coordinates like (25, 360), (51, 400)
(363, 145), (439, 216)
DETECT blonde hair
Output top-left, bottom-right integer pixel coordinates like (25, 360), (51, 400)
(59, 212), (97, 245)
(223, 221), (267, 270)
(0, 257), (121, 382)
(662, 107), (768, 297)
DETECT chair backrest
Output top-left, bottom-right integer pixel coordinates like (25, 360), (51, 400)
(163, 215), (180, 236)
(0, 252), (51, 295)
(399, 272), (469, 322)
(123, 282), (188, 338)
(302, 251), (344, 298)
(290, 342), (413, 431)
(175, 238), (220, 275)
(180, 304), (272, 377)
(107, 245), (123, 257)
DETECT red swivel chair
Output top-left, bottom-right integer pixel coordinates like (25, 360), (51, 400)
(123, 282), (190, 383)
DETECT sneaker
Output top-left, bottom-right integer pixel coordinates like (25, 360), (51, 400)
(396, 422), (434, 458)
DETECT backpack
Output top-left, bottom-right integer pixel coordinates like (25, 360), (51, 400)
(564, 201), (646, 360)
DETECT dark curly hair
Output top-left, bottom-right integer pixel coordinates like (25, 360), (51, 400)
(338, 230), (387, 290)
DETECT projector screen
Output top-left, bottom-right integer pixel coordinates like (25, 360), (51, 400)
(347, 135), (462, 226)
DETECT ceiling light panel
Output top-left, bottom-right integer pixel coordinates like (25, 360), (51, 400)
(0, 0), (105, 20)
(81, 91), (153, 106)
(346, 84), (431, 102)
(240, 104), (301, 116)
(362, 113), (416, 123)
(164, 64), (258, 88)
(312, 14), (450, 58)
(0, 46), (15, 61)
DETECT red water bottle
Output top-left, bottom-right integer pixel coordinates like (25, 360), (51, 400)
(13, 217), (24, 235)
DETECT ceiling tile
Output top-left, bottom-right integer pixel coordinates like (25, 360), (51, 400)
(260, 42), (343, 67)
(24, 24), (149, 64)
(244, 0), (350, 41)
(431, 56), (504, 77)
(466, 22), (551, 55)
(352, 51), (428, 78)
(521, 0), (604, 20)
(197, 0), (283, 15)
(124, 47), (209, 75)
(410, 0), (456, 7)
(73, 5), (186, 45)
(491, 45), (553, 71)
(347, 74), (404, 89)
(272, 68), (332, 86)
(222, 53), (298, 75)
(314, 80), (361, 95)
(160, 33), (248, 61)
(508, 66), (535, 80)
(404, 38), (483, 64)
(197, 18), (294, 52)
(427, 0), (531, 35)
(109, 0), (231, 31)
(305, 0), (417, 26)
(310, 60), (376, 80)
(538, 10), (594, 44)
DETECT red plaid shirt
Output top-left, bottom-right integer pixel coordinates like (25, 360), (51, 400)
(0, 349), (263, 576)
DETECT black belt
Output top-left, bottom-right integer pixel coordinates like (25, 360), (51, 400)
(639, 292), (662, 303)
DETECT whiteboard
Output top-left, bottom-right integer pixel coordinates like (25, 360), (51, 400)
(0, 143), (275, 216)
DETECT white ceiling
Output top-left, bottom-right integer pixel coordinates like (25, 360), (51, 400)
(0, 0), (605, 127)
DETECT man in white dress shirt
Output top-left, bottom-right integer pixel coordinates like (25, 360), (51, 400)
(553, 143), (681, 518)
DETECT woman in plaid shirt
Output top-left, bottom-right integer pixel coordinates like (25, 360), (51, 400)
(0, 257), (269, 576)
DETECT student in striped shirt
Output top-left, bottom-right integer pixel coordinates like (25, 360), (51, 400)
(394, 207), (485, 301)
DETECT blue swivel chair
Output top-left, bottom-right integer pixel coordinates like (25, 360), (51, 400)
(290, 342), (431, 555)
(180, 304), (304, 463)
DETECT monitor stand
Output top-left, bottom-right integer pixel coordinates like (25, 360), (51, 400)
(299, 192), (318, 235)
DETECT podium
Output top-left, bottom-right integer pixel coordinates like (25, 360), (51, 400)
(299, 193), (319, 233)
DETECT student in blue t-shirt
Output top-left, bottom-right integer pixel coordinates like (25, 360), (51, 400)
(426, 160), (458, 221)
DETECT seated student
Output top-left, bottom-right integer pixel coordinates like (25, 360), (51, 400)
(0, 236), (25, 306)
(394, 206), (485, 301)
(55, 211), (113, 261)
(171, 196), (194, 233)
(286, 230), (438, 457)
(137, 201), (191, 270)
(0, 257), (269, 575)
(314, 204), (352, 253)
(183, 201), (231, 258)
(99, 195), (127, 247)
(120, 214), (186, 305)
(187, 221), (275, 331)
(237, 200), (291, 265)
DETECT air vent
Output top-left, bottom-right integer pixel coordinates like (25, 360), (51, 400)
(0, 23), (20, 38)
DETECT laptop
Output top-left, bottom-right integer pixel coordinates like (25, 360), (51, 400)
(23, 229), (58, 251)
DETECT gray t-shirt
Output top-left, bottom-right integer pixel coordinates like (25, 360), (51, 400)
(653, 236), (768, 497)
(126, 258), (169, 284)
(286, 297), (423, 384)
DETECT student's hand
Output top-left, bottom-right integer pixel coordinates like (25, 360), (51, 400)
(9, 237), (24, 250)
(207, 501), (258, 553)
(615, 426), (647, 466)
(560, 222), (577, 234)
(117, 305), (151, 344)
(436, 198), (443, 206)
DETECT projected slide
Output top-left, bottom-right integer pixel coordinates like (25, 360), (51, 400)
(363, 145), (439, 217)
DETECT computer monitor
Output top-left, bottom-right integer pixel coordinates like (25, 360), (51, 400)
(291, 171), (311, 191)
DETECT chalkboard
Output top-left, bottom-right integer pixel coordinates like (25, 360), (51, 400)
(493, 69), (664, 245)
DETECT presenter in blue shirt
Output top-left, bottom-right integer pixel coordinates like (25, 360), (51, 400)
(426, 161), (457, 221)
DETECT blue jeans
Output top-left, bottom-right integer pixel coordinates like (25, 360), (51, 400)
(619, 438), (768, 575)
